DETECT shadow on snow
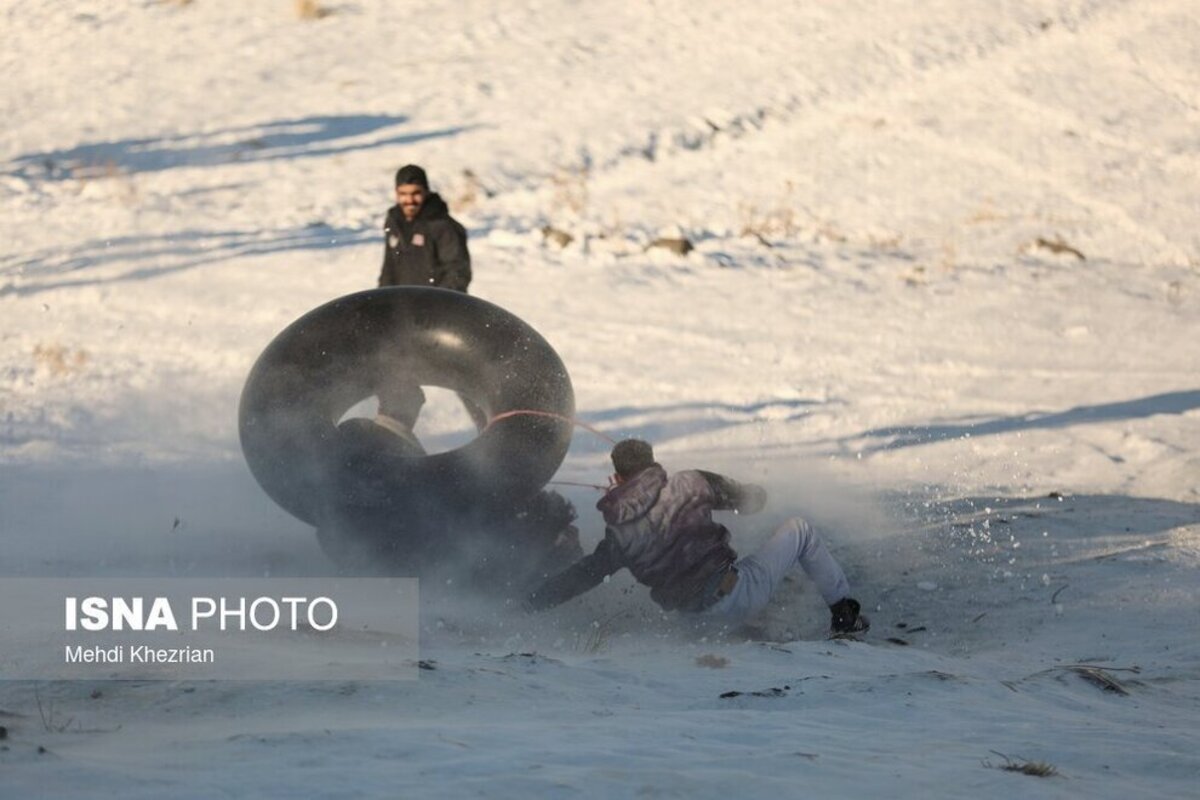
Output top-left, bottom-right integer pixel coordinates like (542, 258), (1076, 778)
(5, 114), (473, 180)
(841, 390), (1200, 454)
(0, 223), (375, 297)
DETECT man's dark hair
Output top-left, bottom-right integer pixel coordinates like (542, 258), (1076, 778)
(611, 439), (655, 479)
(394, 164), (429, 188)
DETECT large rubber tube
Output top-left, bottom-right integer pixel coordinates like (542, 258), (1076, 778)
(238, 288), (575, 538)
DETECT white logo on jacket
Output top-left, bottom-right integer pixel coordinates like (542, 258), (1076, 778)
(411, 233), (425, 246)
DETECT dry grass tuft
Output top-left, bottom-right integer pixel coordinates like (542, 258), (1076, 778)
(295, 0), (332, 20)
(541, 226), (574, 249)
(35, 687), (75, 733)
(1066, 665), (1132, 695)
(1033, 236), (1086, 260)
(33, 343), (89, 377)
(453, 169), (488, 211)
(694, 654), (729, 669)
(1002, 760), (1059, 777)
(1021, 663), (1140, 696)
(738, 203), (802, 239)
(1019, 235), (1086, 261)
(984, 751), (1059, 778)
(574, 612), (627, 655)
(550, 166), (589, 216)
(645, 236), (693, 256)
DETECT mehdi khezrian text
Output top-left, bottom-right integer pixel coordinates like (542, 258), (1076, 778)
(64, 645), (215, 664)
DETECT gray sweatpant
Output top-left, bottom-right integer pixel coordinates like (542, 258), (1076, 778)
(703, 517), (851, 623)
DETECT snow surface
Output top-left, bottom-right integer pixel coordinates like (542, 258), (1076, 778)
(1, 0), (1198, 797)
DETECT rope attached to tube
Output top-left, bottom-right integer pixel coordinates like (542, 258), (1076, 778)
(484, 409), (619, 492)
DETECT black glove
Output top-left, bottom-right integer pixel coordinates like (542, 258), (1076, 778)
(830, 597), (869, 634)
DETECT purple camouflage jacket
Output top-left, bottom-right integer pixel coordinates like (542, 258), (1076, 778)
(526, 464), (762, 612)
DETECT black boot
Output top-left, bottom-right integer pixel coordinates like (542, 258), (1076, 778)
(830, 597), (870, 634)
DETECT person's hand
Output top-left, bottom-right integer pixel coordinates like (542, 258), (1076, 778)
(738, 484), (767, 515)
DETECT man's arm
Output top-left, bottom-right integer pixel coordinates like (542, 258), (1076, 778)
(523, 535), (622, 611)
(696, 470), (767, 515)
(432, 221), (471, 292)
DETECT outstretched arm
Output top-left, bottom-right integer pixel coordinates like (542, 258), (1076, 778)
(697, 470), (767, 514)
(523, 536), (622, 611)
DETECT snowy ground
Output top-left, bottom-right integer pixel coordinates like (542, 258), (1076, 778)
(1, 0), (1198, 797)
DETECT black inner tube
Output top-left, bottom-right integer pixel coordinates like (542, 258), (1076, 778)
(239, 288), (575, 547)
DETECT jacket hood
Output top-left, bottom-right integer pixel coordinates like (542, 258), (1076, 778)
(387, 192), (450, 225)
(596, 464), (667, 525)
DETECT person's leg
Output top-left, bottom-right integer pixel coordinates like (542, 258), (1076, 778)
(706, 518), (802, 621)
(785, 517), (852, 605)
(707, 517), (851, 622)
(369, 411), (427, 454)
(377, 379), (426, 429)
(456, 392), (489, 431)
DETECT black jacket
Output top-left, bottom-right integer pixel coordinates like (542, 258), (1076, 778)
(378, 193), (471, 290)
(524, 468), (767, 612)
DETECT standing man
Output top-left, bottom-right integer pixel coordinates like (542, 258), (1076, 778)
(379, 164), (471, 291)
(523, 439), (870, 635)
(376, 164), (484, 431)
